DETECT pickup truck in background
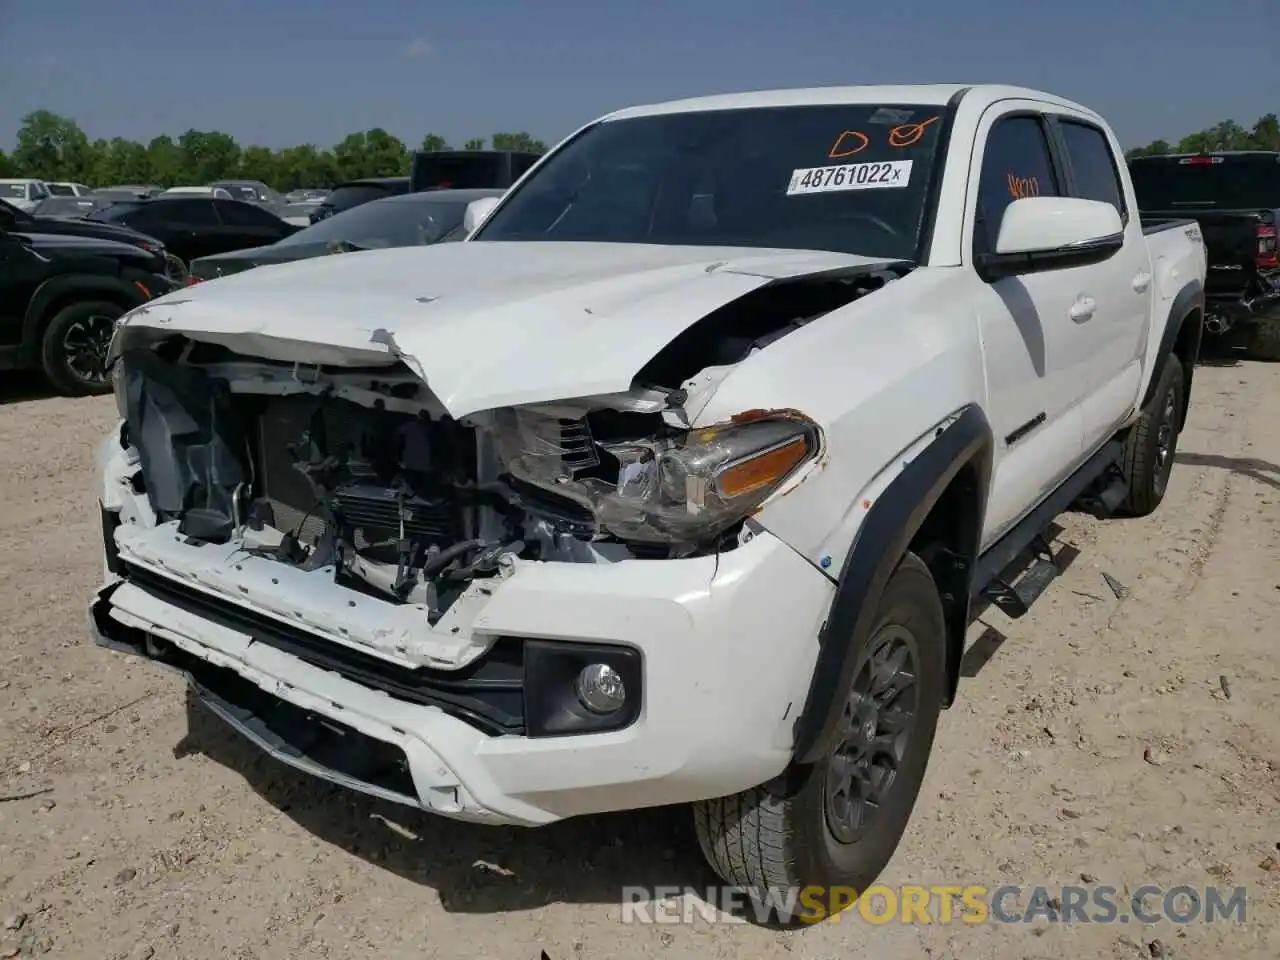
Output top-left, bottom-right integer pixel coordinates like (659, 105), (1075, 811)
(1129, 151), (1280, 359)
(93, 84), (1206, 921)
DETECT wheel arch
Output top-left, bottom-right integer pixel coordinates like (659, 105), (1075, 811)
(790, 404), (993, 766)
(21, 275), (147, 363)
(1142, 280), (1203, 432)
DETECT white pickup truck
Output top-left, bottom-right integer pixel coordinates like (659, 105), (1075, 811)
(93, 84), (1206, 915)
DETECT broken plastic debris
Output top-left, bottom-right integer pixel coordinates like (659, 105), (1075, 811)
(1101, 571), (1128, 600)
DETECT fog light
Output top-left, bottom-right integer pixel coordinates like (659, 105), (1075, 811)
(575, 663), (626, 714)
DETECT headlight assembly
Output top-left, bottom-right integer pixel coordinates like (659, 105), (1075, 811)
(492, 408), (820, 545)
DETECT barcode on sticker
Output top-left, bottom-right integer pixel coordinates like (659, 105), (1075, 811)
(787, 160), (913, 195)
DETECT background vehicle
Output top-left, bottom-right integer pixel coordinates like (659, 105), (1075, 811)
(1129, 151), (1280, 359)
(188, 188), (504, 281)
(32, 196), (116, 219)
(98, 184), (165, 200)
(0, 179), (51, 212)
(285, 188), (329, 203)
(409, 149), (541, 192)
(95, 84), (1205, 915)
(277, 200), (321, 226)
(210, 180), (285, 210)
(87, 195), (300, 265)
(308, 177), (409, 222)
(1, 198), (175, 274)
(47, 182), (93, 197)
(0, 227), (173, 394)
(159, 185), (234, 200)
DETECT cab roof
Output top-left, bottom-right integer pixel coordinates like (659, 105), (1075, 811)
(605, 84), (1090, 120)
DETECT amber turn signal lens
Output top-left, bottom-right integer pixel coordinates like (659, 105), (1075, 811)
(716, 436), (810, 499)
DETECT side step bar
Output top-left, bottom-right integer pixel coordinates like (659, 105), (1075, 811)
(970, 439), (1126, 618)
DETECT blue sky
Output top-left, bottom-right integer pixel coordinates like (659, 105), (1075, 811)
(1, 0), (1275, 153)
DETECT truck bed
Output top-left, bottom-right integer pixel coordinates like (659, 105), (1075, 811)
(1141, 209), (1270, 298)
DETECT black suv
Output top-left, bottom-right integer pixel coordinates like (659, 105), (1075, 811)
(0, 197), (182, 279)
(0, 226), (176, 395)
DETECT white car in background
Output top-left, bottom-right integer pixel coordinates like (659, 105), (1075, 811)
(158, 185), (234, 200)
(0, 178), (51, 212)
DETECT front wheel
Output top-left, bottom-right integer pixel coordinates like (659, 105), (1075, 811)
(693, 551), (946, 923)
(1119, 354), (1185, 517)
(39, 300), (124, 397)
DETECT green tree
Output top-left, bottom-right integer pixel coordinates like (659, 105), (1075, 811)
(463, 137), (486, 150)
(1251, 113), (1280, 151)
(93, 137), (152, 185)
(145, 135), (185, 186)
(177, 129), (242, 182)
(0, 149), (15, 177)
(420, 133), (449, 152)
(239, 145), (278, 184)
(272, 144), (337, 189)
(13, 109), (94, 181)
(490, 131), (547, 153)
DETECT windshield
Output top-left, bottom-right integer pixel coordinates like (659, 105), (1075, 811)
(1, 184), (27, 199)
(275, 196), (469, 248)
(46, 183), (76, 197)
(1129, 155), (1280, 210)
(475, 104), (945, 260)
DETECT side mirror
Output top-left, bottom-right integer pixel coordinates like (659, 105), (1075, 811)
(462, 196), (500, 235)
(979, 197), (1124, 281)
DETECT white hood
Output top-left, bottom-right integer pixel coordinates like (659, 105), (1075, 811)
(118, 241), (896, 417)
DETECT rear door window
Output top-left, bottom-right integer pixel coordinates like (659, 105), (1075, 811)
(1059, 120), (1127, 221)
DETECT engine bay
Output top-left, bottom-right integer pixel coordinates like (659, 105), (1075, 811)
(109, 264), (905, 621)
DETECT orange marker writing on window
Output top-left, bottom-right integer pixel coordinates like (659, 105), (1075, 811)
(828, 130), (870, 158)
(888, 116), (940, 147)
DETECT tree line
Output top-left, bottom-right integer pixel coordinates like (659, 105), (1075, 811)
(0, 110), (549, 191)
(1124, 112), (1279, 158)
(4, 107), (1277, 189)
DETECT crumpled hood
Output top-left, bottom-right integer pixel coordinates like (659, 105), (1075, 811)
(117, 240), (897, 417)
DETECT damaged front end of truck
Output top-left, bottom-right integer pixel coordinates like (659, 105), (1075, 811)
(95, 256), (906, 682)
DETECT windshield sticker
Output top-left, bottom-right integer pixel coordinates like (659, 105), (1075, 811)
(1007, 173), (1042, 198)
(889, 116), (940, 147)
(868, 108), (916, 126)
(787, 160), (913, 195)
(828, 130), (870, 158)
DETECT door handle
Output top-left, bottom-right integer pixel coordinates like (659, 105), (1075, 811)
(1069, 296), (1096, 322)
(1132, 272), (1152, 293)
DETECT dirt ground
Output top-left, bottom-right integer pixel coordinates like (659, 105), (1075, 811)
(0, 359), (1277, 960)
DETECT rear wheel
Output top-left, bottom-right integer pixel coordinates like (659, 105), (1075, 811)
(693, 551), (946, 923)
(1120, 353), (1184, 517)
(39, 300), (123, 397)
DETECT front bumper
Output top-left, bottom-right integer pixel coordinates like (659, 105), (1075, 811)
(92, 508), (833, 825)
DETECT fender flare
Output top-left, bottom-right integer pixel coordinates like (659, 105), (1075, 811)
(791, 404), (993, 765)
(1141, 279), (1203, 421)
(22, 274), (148, 358)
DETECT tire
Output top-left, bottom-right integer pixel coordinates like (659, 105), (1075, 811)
(39, 300), (125, 397)
(1248, 320), (1280, 361)
(693, 551), (946, 923)
(1119, 353), (1185, 517)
